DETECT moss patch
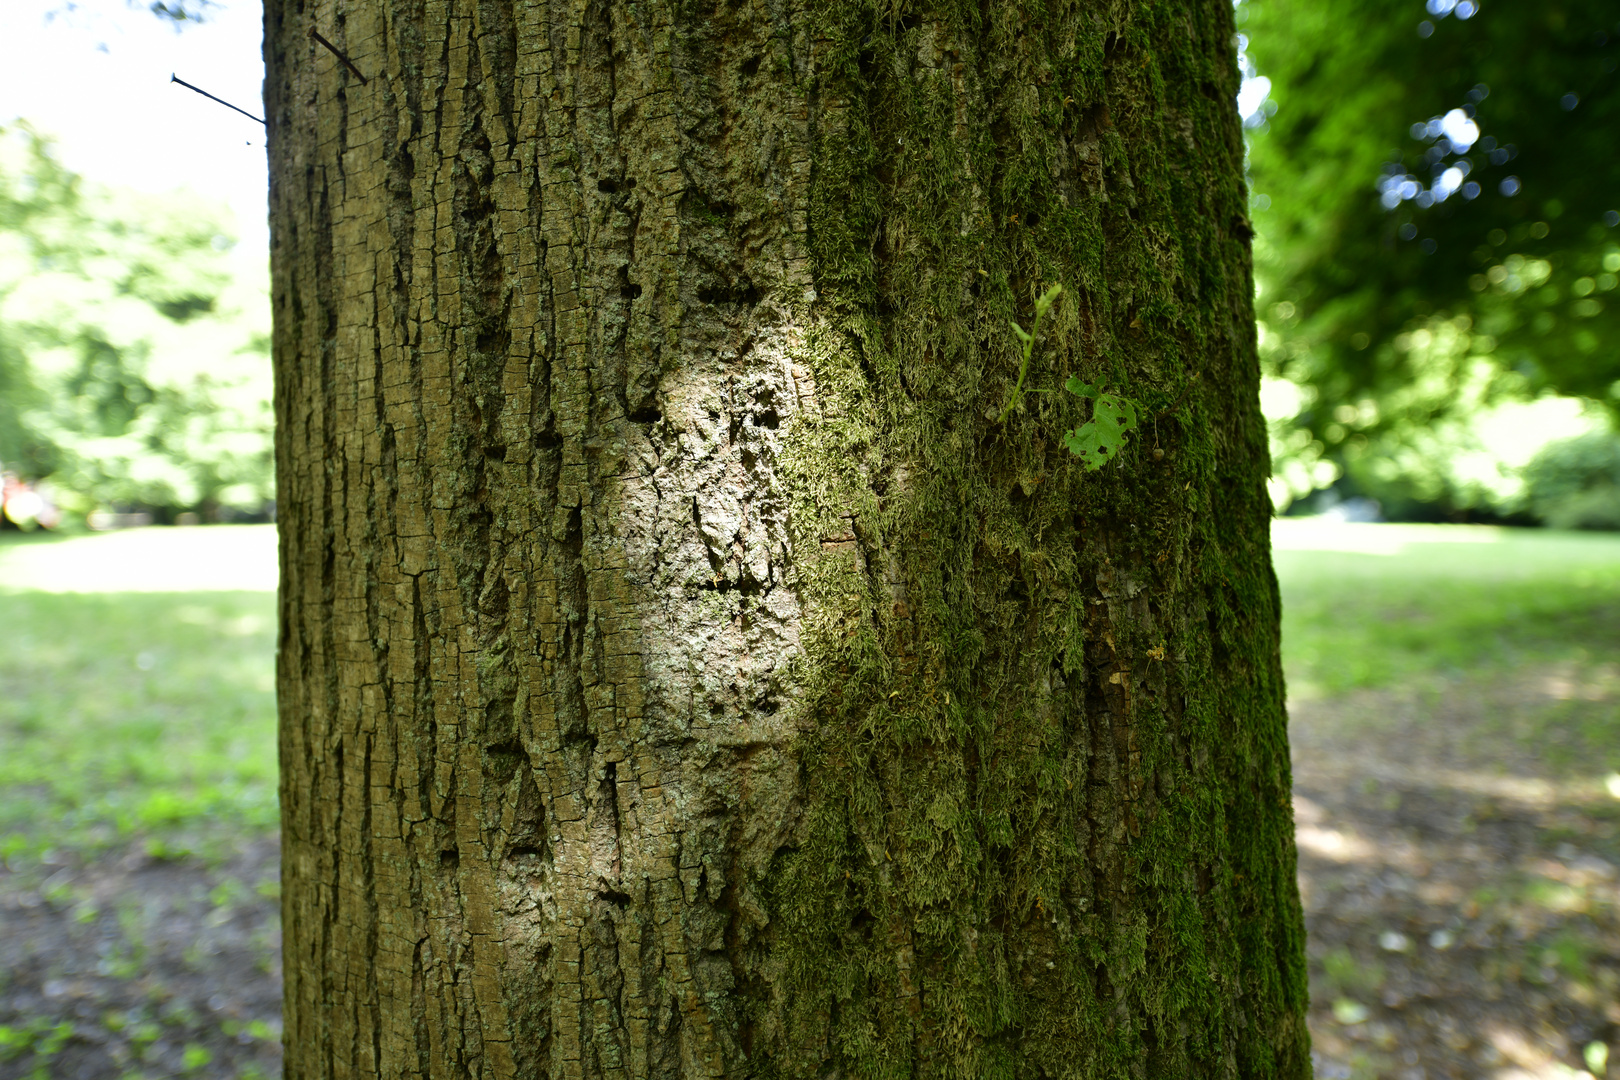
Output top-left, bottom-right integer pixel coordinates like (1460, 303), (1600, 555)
(767, 0), (1310, 1075)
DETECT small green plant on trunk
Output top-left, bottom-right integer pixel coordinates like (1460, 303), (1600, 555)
(998, 284), (1140, 470)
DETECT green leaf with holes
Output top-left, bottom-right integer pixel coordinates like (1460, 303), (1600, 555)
(1061, 383), (1138, 471)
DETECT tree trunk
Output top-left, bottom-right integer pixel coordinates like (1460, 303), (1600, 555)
(267, 0), (1309, 1075)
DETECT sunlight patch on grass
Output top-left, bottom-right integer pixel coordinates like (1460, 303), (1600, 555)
(1273, 519), (1508, 556)
(0, 524), (277, 593)
(1274, 523), (1620, 699)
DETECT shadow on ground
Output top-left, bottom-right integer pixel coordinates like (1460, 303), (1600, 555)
(0, 835), (281, 1078)
(1294, 662), (1620, 1080)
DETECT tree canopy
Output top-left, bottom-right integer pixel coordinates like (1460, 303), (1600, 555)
(0, 125), (272, 517)
(1245, 0), (1620, 478)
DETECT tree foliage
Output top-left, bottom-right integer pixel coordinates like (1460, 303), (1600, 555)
(1244, 0), (1620, 467)
(47, 0), (218, 28)
(0, 125), (272, 516)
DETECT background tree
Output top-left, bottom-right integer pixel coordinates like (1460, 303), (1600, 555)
(267, 0), (1309, 1075)
(1244, 0), (1620, 508)
(0, 124), (274, 519)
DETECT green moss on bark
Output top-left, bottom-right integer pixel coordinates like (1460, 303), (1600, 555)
(768, 0), (1310, 1075)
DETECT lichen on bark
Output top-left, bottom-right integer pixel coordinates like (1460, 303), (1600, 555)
(267, 0), (1310, 1076)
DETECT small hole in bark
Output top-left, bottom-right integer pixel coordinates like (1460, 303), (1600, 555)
(617, 264), (641, 301)
(440, 850), (459, 867)
(624, 177), (636, 189)
(534, 430), (562, 450)
(597, 178), (619, 194)
(483, 444), (507, 462)
(741, 56), (761, 77)
(597, 887), (632, 907)
(484, 739), (525, 784)
(753, 409), (780, 429)
(628, 405), (662, 424)
(697, 282), (761, 307)
(1024, 211), (1040, 227)
(561, 507), (583, 554)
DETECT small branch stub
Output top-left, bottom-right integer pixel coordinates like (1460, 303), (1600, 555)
(310, 29), (369, 85)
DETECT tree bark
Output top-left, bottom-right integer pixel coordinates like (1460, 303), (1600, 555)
(267, 0), (1309, 1076)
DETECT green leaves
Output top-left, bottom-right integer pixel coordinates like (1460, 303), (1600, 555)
(1061, 378), (1139, 471)
(1244, 0), (1620, 442)
(0, 125), (272, 514)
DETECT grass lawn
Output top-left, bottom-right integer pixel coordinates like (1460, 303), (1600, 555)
(1272, 521), (1620, 1080)
(0, 526), (282, 1080)
(1274, 521), (1620, 781)
(0, 520), (1617, 1078)
(0, 528), (279, 861)
(1275, 521), (1620, 700)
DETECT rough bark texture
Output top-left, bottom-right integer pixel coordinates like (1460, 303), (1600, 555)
(266, 0), (1310, 1076)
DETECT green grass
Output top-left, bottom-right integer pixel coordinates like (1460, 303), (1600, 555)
(1, 522), (1616, 862)
(0, 587), (277, 858)
(1275, 526), (1620, 697)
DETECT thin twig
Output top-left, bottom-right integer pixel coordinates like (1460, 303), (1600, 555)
(170, 74), (266, 126)
(309, 29), (369, 85)
(1154, 381), (1194, 420)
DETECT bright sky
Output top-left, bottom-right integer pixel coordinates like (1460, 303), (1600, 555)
(0, 0), (269, 254)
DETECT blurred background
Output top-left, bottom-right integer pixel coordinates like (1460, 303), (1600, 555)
(0, 0), (1617, 1078)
